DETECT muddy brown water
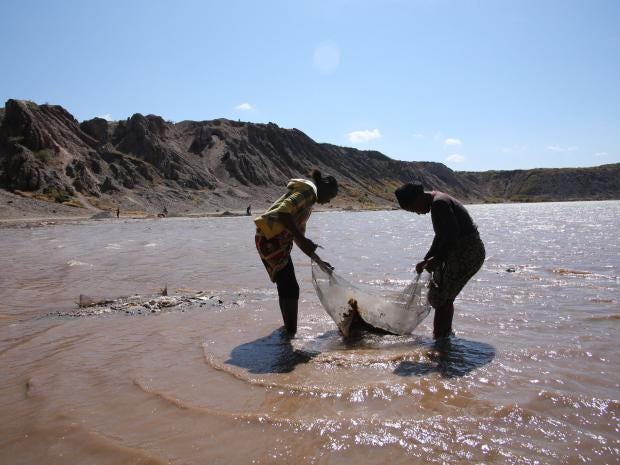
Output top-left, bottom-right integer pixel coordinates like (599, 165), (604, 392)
(1, 202), (618, 464)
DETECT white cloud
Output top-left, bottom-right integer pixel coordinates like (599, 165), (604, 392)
(446, 153), (465, 163)
(595, 152), (608, 157)
(444, 138), (462, 147)
(546, 145), (579, 152)
(347, 129), (381, 143)
(313, 41), (341, 75)
(235, 103), (255, 111)
(413, 133), (424, 139)
(98, 113), (113, 121)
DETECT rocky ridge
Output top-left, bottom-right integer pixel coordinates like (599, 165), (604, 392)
(0, 99), (618, 217)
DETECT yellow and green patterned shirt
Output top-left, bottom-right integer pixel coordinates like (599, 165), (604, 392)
(254, 179), (317, 239)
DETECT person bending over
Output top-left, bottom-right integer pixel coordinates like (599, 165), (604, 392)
(255, 170), (338, 337)
(395, 182), (485, 339)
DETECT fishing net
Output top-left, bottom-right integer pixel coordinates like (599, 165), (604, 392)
(311, 260), (432, 336)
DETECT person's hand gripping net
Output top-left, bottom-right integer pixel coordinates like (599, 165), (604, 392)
(311, 248), (334, 275)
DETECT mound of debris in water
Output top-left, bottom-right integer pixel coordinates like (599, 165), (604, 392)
(50, 291), (237, 318)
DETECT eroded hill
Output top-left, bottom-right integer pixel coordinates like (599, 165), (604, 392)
(0, 99), (618, 216)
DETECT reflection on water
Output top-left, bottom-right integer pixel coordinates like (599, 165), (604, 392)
(0, 201), (619, 464)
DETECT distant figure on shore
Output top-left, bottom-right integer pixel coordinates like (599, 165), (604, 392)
(395, 182), (485, 339)
(246, 205), (251, 216)
(255, 170), (338, 337)
(157, 206), (168, 218)
(116, 207), (120, 219)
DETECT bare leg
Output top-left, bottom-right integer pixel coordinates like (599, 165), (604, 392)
(278, 298), (298, 337)
(433, 300), (455, 339)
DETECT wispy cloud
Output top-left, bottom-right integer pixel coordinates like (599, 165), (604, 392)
(313, 41), (341, 75)
(547, 145), (579, 152)
(98, 113), (113, 121)
(446, 153), (465, 163)
(444, 138), (462, 147)
(595, 152), (608, 157)
(235, 103), (256, 111)
(347, 129), (381, 143)
(413, 133), (425, 139)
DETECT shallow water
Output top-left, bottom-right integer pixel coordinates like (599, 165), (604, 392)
(1, 201), (618, 464)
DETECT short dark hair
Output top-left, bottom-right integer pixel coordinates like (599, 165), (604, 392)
(395, 182), (424, 207)
(310, 169), (338, 193)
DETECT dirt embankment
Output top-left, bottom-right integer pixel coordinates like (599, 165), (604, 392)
(1, 99), (618, 222)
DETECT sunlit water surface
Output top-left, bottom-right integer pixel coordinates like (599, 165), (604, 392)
(0, 201), (618, 464)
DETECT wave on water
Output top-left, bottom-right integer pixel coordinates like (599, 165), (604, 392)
(203, 350), (343, 395)
(131, 376), (538, 462)
(586, 313), (620, 320)
(131, 377), (495, 439)
(22, 421), (169, 465)
(132, 377), (338, 428)
(552, 268), (592, 276)
(588, 297), (615, 303)
(486, 264), (618, 283)
(0, 323), (63, 357)
(528, 390), (620, 416)
(66, 260), (92, 267)
(551, 268), (618, 280)
(504, 345), (612, 362)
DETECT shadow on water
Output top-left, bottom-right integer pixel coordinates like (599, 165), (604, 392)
(225, 327), (317, 374)
(226, 328), (494, 378)
(393, 337), (496, 379)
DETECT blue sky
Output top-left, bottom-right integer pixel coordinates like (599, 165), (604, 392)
(1, 0), (618, 171)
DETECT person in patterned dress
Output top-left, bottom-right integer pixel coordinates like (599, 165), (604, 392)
(255, 170), (338, 337)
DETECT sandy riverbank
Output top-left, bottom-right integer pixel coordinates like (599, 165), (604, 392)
(0, 189), (393, 228)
